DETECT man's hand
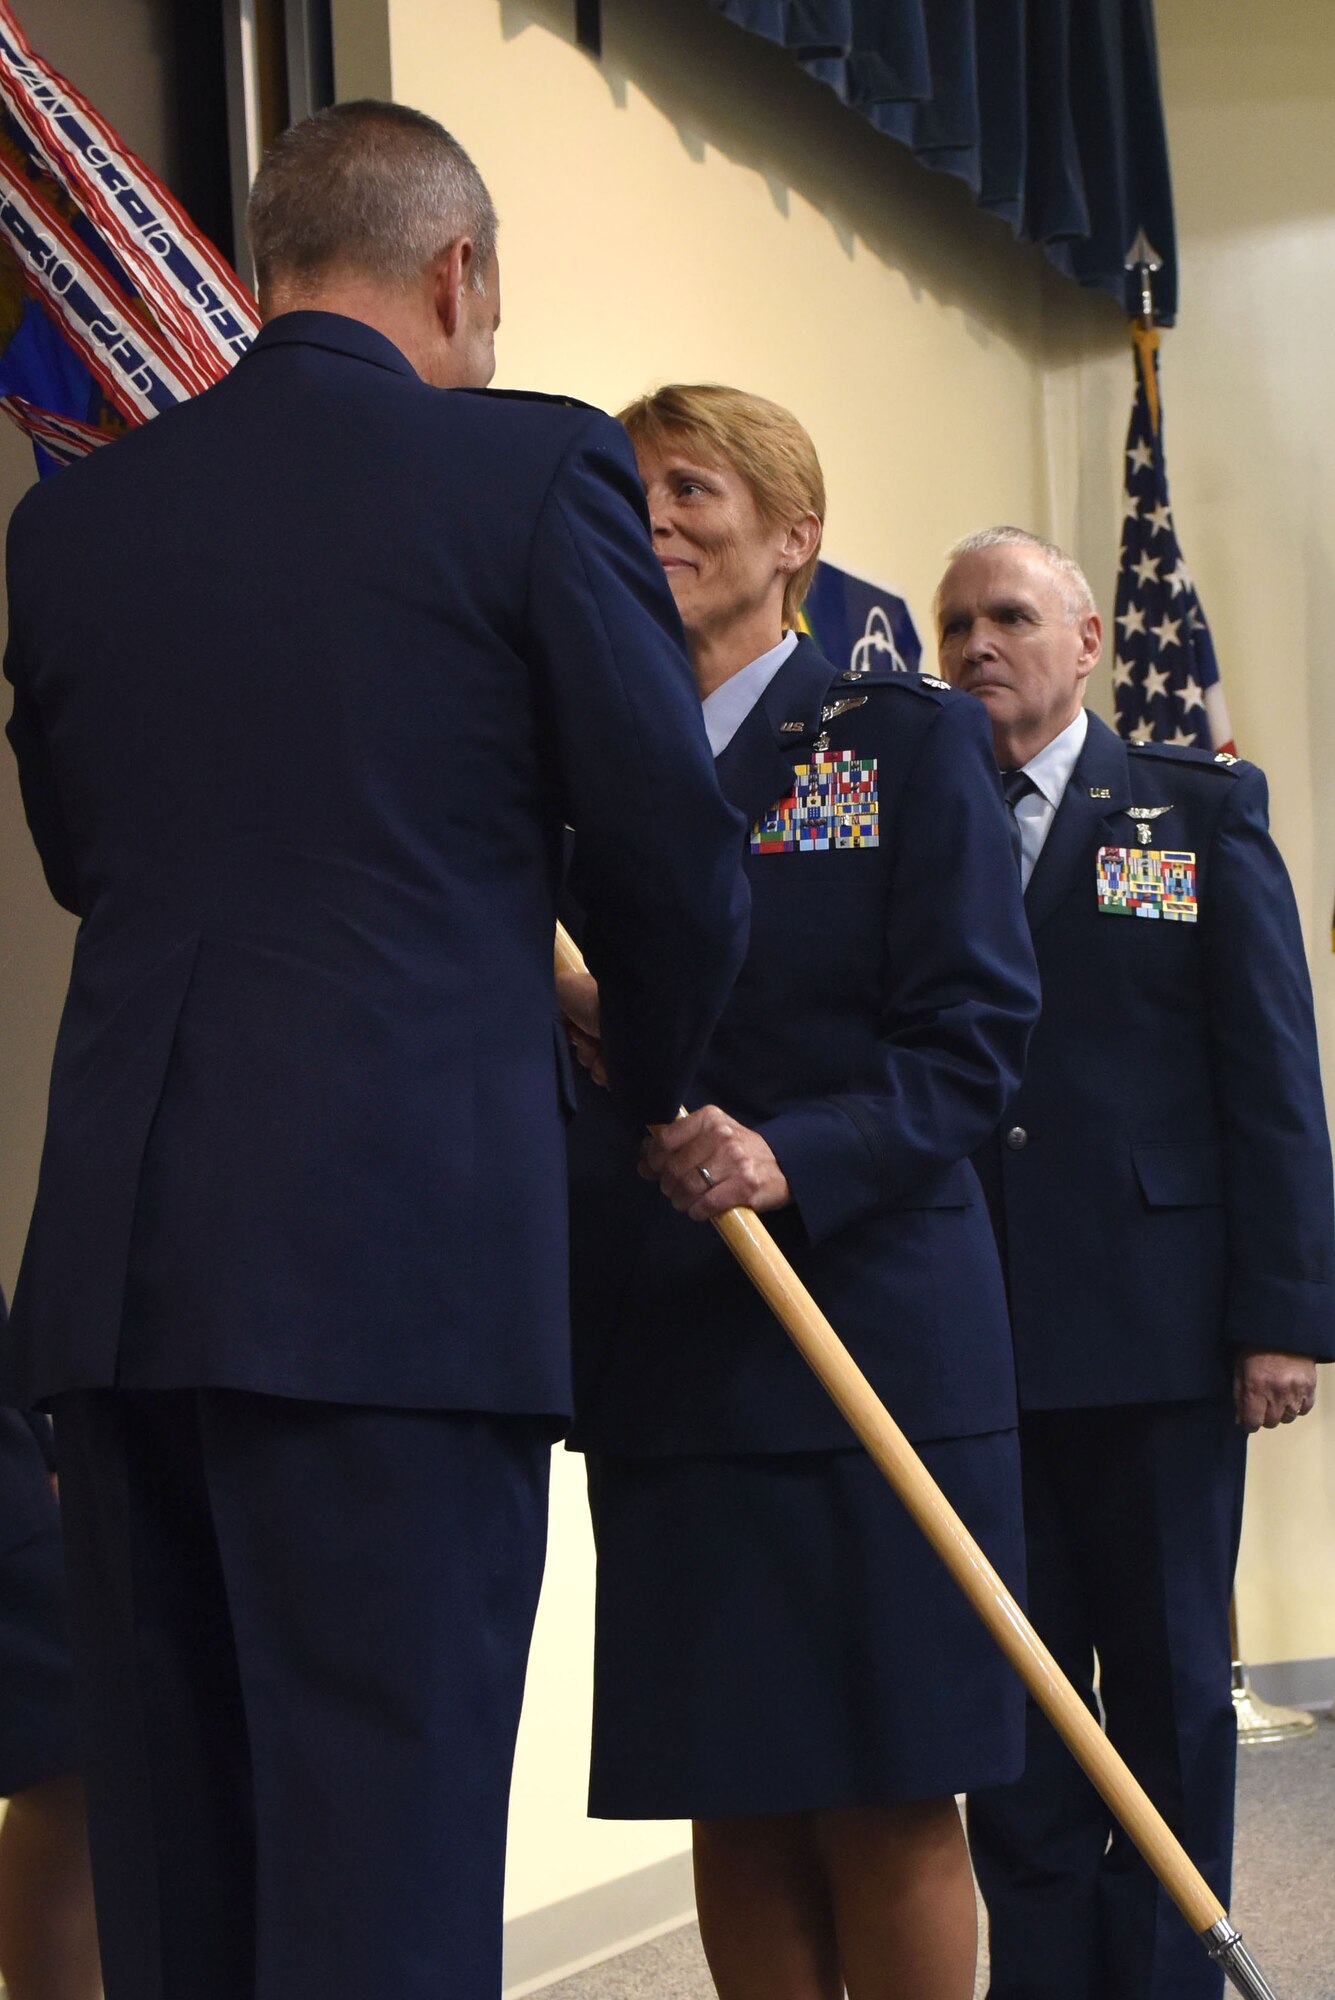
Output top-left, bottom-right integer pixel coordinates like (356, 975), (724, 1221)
(557, 970), (607, 1088)
(1232, 1349), (1318, 1431)
(638, 1104), (790, 1221)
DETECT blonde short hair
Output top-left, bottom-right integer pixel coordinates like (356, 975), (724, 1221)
(618, 384), (825, 629)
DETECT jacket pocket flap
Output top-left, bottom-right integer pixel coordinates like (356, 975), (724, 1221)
(1132, 1141), (1224, 1208)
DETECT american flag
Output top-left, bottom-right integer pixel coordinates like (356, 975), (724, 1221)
(0, 0), (256, 475)
(1112, 328), (1234, 754)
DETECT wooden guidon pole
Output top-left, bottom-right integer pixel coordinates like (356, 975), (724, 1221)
(556, 924), (1280, 2000)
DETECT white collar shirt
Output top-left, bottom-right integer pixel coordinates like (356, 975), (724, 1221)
(701, 631), (799, 758)
(1011, 707), (1089, 890)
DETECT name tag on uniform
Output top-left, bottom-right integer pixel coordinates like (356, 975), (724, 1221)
(1097, 846), (1198, 922)
(752, 750), (879, 854)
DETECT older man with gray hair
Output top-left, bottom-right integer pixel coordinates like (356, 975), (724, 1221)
(935, 526), (1333, 2000)
(3, 100), (748, 1999)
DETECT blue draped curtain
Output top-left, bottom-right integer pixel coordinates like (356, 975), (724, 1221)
(709, 0), (1177, 321)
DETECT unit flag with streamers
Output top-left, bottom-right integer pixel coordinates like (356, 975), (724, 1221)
(0, 0), (257, 476)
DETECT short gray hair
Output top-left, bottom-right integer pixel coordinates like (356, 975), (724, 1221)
(938, 526), (1096, 622)
(246, 100), (497, 300)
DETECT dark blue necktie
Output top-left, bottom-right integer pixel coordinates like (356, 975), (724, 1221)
(1001, 768), (1038, 874)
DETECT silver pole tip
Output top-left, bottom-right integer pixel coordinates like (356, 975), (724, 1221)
(1205, 1920), (1281, 2000)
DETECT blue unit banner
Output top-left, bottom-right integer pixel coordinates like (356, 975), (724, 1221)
(800, 557), (921, 680)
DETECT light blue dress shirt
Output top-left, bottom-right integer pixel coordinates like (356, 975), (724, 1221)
(1012, 707), (1089, 889)
(701, 631), (799, 757)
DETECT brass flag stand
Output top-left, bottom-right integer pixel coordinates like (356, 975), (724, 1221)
(556, 925), (1282, 2000)
(1231, 1599), (1316, 1746)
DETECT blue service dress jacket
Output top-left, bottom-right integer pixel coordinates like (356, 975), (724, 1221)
(568, 636), (1042, 1455)
(2, 311), (750, 1417)
(974, 709), (1335, 1409)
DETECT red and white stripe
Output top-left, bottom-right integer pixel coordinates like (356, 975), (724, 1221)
(0, 0), (256, 386)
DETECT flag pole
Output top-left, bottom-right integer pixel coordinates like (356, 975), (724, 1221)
(556, 925), (1281, 1999)
(1125, 227), (1163, 434)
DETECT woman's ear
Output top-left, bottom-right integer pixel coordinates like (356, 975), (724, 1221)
(781, 512), (822, 571)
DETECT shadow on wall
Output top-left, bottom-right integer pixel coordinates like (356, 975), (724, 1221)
(498, 0), (1120, 361)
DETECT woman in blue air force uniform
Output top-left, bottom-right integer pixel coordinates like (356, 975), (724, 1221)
(563, 386), (1042, 2000)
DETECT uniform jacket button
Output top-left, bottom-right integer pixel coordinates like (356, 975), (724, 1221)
(1005, 1125), (1028, 1151)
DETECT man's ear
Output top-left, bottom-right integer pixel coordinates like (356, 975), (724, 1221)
(1076, 609), (1102, 678)
(432, 238), (474, 340)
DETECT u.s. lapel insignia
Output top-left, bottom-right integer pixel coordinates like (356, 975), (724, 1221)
(1089, 786), (1111, 799)
(751, 750), (879, 854)
(1125, 804), (1174, 847)
(1097, 845), (1197, 922)
(779, 721), (805, 733)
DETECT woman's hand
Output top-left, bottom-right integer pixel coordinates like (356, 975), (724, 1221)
(557, 971), (607, 1087)
(638, 1104), (790, 1221)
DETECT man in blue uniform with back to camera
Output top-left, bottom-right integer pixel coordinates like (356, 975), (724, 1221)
(937, 526), (1334, 2000)
(2, 101), (748, 2000)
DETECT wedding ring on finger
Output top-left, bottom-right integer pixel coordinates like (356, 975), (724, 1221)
(698, 1164), (716, 1188)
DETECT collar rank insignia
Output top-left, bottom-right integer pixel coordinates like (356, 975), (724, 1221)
(919, 672), (950, 689)
(1215, 752), (1239, 766)
(821, 696), (868, 724)
(1097, 846), (1197, 923)
(752, 750), (879, 855)
(1124, 803), (1174, 847)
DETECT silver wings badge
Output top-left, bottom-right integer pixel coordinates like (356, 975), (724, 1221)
(1124, 804), (1175, 847)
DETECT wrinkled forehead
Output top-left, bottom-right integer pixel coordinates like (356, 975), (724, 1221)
(937, 545), (1067, 622)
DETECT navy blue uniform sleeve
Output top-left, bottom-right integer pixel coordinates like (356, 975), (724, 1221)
(759, 694), (1041, 1244)
(1203, 768), (1335, 1358)
(525, 412), (749, 1125)
(4, 510), (80, 917)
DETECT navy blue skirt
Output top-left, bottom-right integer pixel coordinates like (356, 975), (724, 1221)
(586, 1432), (1026, 1818)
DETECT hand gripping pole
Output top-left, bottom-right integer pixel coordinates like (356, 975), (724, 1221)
(556, 924), (1282, 1998)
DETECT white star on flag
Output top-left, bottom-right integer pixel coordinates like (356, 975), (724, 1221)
(1123, 492), (1141, 523)
(1128, 718), (1156, 743)
(1165, 560), (1192, 598)
(1152, 615), (1182, 651)
(1167, 727), (1198, 746)
(1112, 655), (1137, 689)
(1179, 676), (1204, 713)
(1116, 603), (1148, 639)
(1146, 501), (1174, 538)
(1143, 662), (1171, 701)
(1132, 551), (1160, 587)
(1128, 438), (1155, 474)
